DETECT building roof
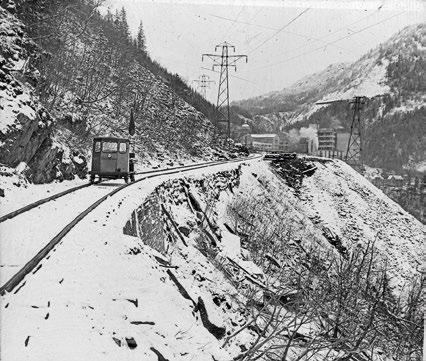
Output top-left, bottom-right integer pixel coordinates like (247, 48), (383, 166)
(318, 128), (336, 133)
(250, 134), (278, 138)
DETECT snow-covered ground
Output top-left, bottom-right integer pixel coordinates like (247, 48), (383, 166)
(0, 157), (227, 218)
(0, 159), (257, 286)
(267, 158), (423, 290)
(1, 158), (261, 361)
(0, 156), (423, 361)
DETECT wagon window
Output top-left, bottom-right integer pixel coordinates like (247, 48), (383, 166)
(102, 142), (118, 152)
(119, 142), (127, 153)
(94, 141), (101, 152)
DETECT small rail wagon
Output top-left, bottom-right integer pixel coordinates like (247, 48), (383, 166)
(89, 137), (136, 183)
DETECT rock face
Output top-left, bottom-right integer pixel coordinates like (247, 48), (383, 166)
(0, 6), (87, 183)
(0, 109), (51, 167)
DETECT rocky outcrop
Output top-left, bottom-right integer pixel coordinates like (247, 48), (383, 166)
(0, 5), (87, 183)
(0, 108), (52, 167)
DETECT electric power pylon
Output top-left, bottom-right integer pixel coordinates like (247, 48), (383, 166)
(346, 96), (366, 163)
(316, 95), (367, 165)
(202, 42), (247, 140)
(192, 74), (215, 99)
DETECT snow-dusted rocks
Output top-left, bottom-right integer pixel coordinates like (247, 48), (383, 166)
(0, 6), (88, 183)
(0, 156), (422, 360)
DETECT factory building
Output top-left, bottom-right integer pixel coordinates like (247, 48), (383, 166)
(246, 133), (314, 154)
(247, 134), (282, 151)
(317, 127), (350, 159)
(318, 128), (336, 151)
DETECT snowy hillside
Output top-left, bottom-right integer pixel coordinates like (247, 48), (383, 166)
(1, 157), (422, 360)
(0, 1), (223, 184)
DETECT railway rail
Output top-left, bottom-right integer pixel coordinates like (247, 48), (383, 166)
(0, 158), (240, 224)
(0, 155), (261, 296)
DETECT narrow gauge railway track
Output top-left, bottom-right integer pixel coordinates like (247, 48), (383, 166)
(0, 155), (261, 296)
(0, 159), (235, 224)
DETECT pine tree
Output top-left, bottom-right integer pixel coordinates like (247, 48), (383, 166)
(105, 8), (113, 23)
(136, 21), (146, 53)
(119, 7), (129, 39)
(113, 7), (129, 40)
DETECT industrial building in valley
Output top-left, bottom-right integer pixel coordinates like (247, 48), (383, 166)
(244, 133), (315, 154)
(317, 127), (351, 159)
(240, 122), (351, 159)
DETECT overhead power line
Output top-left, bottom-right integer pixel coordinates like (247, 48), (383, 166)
(249, 11), (405, 71)
(200, 66), (257, 85)
(209, 13), (350, 53)
(247, 8), (310, 55)
(220, 5), (245, 42)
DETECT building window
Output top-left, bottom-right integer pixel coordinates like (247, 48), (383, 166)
(94, 141), (101, 152)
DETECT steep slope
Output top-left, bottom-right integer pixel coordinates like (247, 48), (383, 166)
(234, 24), (425, 171)
(1, 158), (422, 360)
(0, 6), (88, 183)
(0, 1), (222, 184)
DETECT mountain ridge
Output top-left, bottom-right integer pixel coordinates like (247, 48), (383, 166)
(233, 23), (425, 172)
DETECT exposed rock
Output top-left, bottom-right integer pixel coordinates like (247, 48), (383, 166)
(0, 7), (87, 184)
(150, 347), (169, 361)
(125, 337), (137, 349)
(178, 225), (191, 237)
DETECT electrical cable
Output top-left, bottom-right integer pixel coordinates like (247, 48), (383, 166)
(248, 11), (405, 71)
(247, 8), (310, 55)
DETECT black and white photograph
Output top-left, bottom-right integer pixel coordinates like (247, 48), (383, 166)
(0, 0), (424, 360)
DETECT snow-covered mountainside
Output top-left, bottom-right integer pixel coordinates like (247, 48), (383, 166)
(1, 158), (422, 360)
(234, 24), (425, 172)
(0, 1), (222, 184)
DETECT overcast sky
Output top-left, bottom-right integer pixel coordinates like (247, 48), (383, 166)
(104, 0), (424, 103)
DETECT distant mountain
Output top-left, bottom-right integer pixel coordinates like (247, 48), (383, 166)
(234, 24), (425, 172)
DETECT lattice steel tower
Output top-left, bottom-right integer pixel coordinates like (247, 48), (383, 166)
(316, 95), (367, 165)
(202, 42), (247, 140)
(192, 74), (214, 99)
(346, 96), (366, 164)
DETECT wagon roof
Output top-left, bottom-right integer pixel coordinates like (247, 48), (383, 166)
(93, 137), (130, 142)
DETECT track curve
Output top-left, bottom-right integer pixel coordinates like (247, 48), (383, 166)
(0, 155), (261, 295)
(0, 158), (242, 224)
